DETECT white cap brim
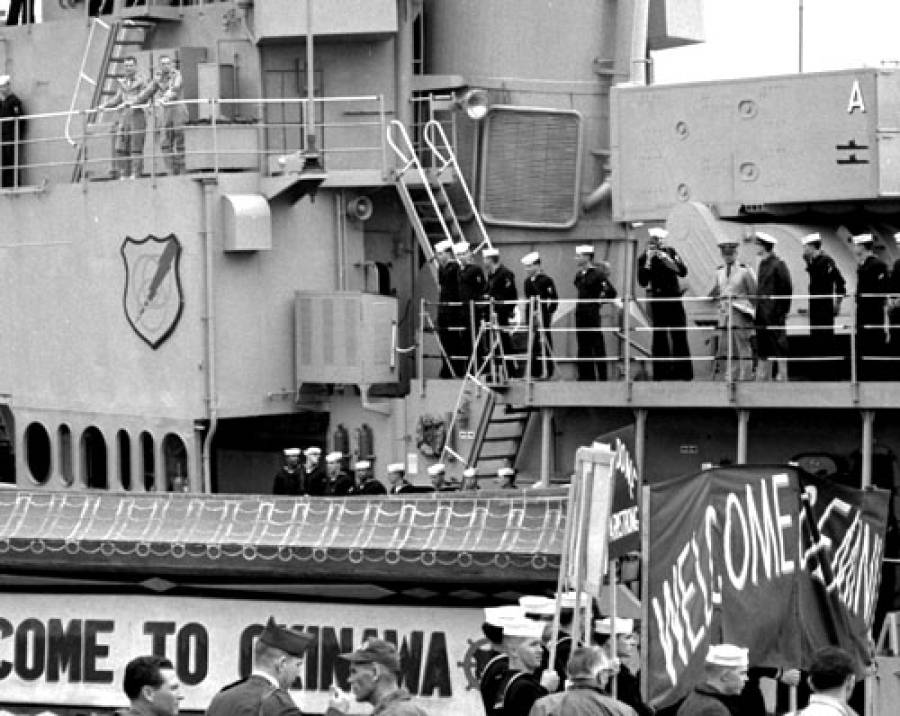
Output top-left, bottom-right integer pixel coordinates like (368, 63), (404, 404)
(326, 452), (343, 463)
(521, 252), (540, 266)
(434, 239), (453, 253)
(648, 227), (668, 239)
(575, 245), (595, 255)
(852, 234), (874, 245)
(802, 233), (821, 245)
(594, 617), (634, 635)
(284, 448), (301, 457)
(354, 461), (371, 470)
(427, 463), (446, 476)
(483, 248), (500, 258)
(502, 618), (546, 639)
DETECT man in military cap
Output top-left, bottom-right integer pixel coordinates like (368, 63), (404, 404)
(326, 638), (429, 716)
(323, 451), (354, 497)
(709, 237), (757, 381)
(460, 467), (480, 492)
(0, 75), (25, 189)
(637, 227), (693, 380)
(483, 247), (519, 377)
(435, 239), (464, 377)
(853, 233), (889, 380)
(427, 463), (457, 492)
(574, 245), (618, 381)
(495, 466), (517, 490)
(122, 655), (183, 716)
(522, 252), (558, 378)
(676, 644), (749, 716)
(348, 460), (386, 496)
(754, 232), (792, 382)
(207, 617), (316, 716)
(456, 241), (487, 371)
(273, 448), (304, 496)
(301, 447), (326, 496)
(386, 463), (415, 494)
(802, 233), (846, 379)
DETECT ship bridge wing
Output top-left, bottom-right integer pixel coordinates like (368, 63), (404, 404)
(0, 489), (565, 586)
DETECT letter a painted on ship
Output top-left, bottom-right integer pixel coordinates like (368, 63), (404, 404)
(847, 80), (866, 114)
(121, 234), (185, 349)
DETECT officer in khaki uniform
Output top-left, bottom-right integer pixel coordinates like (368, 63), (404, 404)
(709, 236), (757, 381)
(206, 617), (316, 716)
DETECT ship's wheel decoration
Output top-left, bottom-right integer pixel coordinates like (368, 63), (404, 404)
(121, 234), (184, 349)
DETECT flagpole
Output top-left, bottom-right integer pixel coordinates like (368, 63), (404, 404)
(611, 557), (618, 700)
(640, 483), (650, 704)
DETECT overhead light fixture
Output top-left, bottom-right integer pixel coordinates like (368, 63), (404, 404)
(454, 88), (489, 120)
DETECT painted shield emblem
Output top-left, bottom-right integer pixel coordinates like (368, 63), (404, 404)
(121, 234), (184, 349)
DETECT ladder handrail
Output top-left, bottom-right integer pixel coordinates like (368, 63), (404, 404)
(423, 119), (493, 253)
(387, 119), (455, 255)
(66, 17), (111, 147)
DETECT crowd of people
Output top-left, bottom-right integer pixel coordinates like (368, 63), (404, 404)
(433, 228), (900, 383)
(271, 446), (518, 497)
(475, 593), (865, 716)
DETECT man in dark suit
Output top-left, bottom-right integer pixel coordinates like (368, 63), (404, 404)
(483, 247), (519, 377)
(122, 655), (183, 716)
(435, 238), (464, 377)
(323, 451), (354, 497)
(522, 252), (558, 378)
(207, 617), (316, 716)
(853, 233), (889, 380)
(273, 448), (304, 496)
(456, 241), (487, 371)
(348, 460), (387, 496)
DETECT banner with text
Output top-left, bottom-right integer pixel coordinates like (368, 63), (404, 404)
(646, 466), (889, 706)
(0, 595), (485, 715)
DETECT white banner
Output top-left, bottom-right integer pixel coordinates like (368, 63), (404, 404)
(0, 594), (486, 715)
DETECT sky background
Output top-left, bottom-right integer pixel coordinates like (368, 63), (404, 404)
(652, 0), (900, 84)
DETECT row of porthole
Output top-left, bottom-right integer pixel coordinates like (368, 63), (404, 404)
(23, 422), (189, 491)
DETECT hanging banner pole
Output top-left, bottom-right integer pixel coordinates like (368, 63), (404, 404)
(640, 483), (650, 705)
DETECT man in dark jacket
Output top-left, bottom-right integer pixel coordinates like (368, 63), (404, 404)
(574, 245), (617, 381)
(754, 232), (792, 381)
(595, 618), (652, 716)
(386, 463), (415, 494)
(122, 655), (183, 716)
(348, 460), (386, 496)
(273, 448), (304, 496)
(435, 239), (464, 377)
(802, 233), (846, 379)
(853, 233), (889, 380)
(637, 227), (692, 380)
(676, 644), (749, 716)
(207, 617), (316, 716)
(456, 241), (487, 372)
(323, 451), (354, 497)
(522, 252), (558, 378)
(529, 647), (636, 716)
(0, 75), (25, 188)
(484, 247), (519, 377)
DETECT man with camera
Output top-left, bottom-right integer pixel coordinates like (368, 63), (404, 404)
(637, 227), (692, 380)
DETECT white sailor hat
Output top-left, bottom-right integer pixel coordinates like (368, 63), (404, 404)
(497, 467), (516, 478)
(452, 241), (471, 256)
(427, 463), (446, 476)
(754, 231), (777, 246)
(0, 75), (9, 86)
(594, 617), (635, 635)
(283, 448), (301, 457)
(802, 233), (822, 246)
(521, 251), (540, 266)
(434, 238), (454, 253)
(462, 467), (478, 478)
(502, 618), (546, 639)
(706, 644), (749, 668)
(387, 462), (405, 473)
(852, 233), (874, 246)
(303, 447), (321, 457)
(482, 247), (500, 259)
(575, 244), (595, 255)
(717, 236), (740, 247)
(519, 595), (556, 616)
(557, 591), (592, 610)
(894, 232), (900, 244)
(648, 227), (668, 239)
(484, 605), (525, 627)
(354, 460), (371, 471)
(325, 451), (343, 463)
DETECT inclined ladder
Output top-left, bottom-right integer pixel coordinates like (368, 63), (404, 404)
(67, 18), (156, 178)
(387, 119), (493, 284)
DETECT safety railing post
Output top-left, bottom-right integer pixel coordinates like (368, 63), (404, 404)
(378, 94), (387, 180)
(211, 98), (219, 174)
(726, 296), (734, 385)
(850, 293), (858, 386)
(623, 296), (631, 384)
(13, 116), (19, 189)
(526, 297), (535, 384)
(418, 298), (426, 396)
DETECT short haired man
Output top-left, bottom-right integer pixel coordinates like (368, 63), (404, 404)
(798, 647), (858, 716)
(273, 448), (304, 496)
(99, 56), (154, 179)
(207, 617), (316, 716)
(327, 638), (429, 716)
(123, 655), (183, 716)
(528, 646), (636, 716)
(151, 55), (188, 175)
(676, 644), (749, 716)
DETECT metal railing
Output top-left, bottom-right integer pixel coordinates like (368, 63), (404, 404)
(417, 292), (900, 386)
(0, 95), (388, 189)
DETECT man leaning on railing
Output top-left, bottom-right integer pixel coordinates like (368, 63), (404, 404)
(0, 75), (25, 190)
(97, 56), (155, 180)
(150, 55), (189, 176)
